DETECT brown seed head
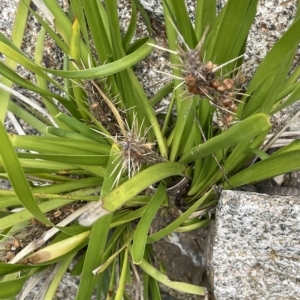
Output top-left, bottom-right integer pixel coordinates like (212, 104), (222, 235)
(230, 105), (237, 113)
(210, 80), (221, 90)
(225, 114), (234, 124)
(221, 98), (233, 108)
(185, 74), (197, 86)
(204, 61), (214, 72)
(13, 238), (21, 249)
(197, 86), (209, 96)
(185, 74), (200, 95)
(223, 79), (234, 90)
(216, 85), (226, 93)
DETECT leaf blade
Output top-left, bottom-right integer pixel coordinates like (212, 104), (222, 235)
(131, 183), (166, 264)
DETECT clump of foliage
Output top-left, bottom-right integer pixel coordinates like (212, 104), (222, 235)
(0, 0), (299, 299)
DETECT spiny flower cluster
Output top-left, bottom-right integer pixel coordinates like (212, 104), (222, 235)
(85, 79), (163, 182)
(179, 42), (245, 129)
(117, 128), (163, 180)
(178, 34), (245, 129)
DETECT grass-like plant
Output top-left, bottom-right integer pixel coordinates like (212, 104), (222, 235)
(0, 0), (299, 298)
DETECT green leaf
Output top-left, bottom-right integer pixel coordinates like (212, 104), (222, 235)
(8, 101), (51, 136)
(134, 0), (152, 36)
(131, 183), (166, 264)
(93, 234), (132, 275)
(162, 0), (185, 115)
(81, 0), (112, 64)
(110, 206), (147, 228)
(43, 255), (75, 299)
(102, 162), (188, 212)
(10, 135), (111, 155)
(0, 41), (65, 92)
(69, 17), (89, 120)
(0, 122), (52, 226)
(0, 199), (74, 230)
(223, 131), (267, 174)
(76, 144), (122, 299)
(194, 0), (216, 39)
(69, 0), (92, 56)
(0, 262), (39, 277)
(26, 231), (90, 264)
(0, 0), (30, 122)
(29, 7), (70, 57)
(46, 127), (99, 142)
(148, 273), (161, 300)
(76, 214), (112, 300)
(271, 80), (300, 114)
(122, 0), (137, 49)
(137, 256), (206, 296)
(174, 218), (210, 232)
(101, 143), (123, 197)
(17, 153), (109, 166)
(41, 38), (155, 79)
(42, 0), (92, 64)
(170, 0), (197, 48)
(243, 49), (297, 117)
(54, 113), (110, 144)
(169, 98), (194, 161)
(0, 61), (76, 116)
(179, 113), (271, 164)
(246, 148), (270, 161)
(271, 139), (300, 155)
(0, 274), (35, 298)
(204, 0), (258, 65)
(122, 68), (168, 158)
(147, 189), (214, 243)
(227, 144), (300, 188)
(241, 17), (300, 118)
(115, 248), (129, 300)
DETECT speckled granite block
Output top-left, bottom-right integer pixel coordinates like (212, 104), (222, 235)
(206, 190), (300, 299)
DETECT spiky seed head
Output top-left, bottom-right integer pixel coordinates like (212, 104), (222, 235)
(116, 126), (162, 180)
(230, 105), (237, 113)
(204, 61), (214, 72)
(185, 74), (198, 94)
(222, 79), (235, 90)
(151, 24), (246, 130)
(221, 98), (233, 108)
(210, 80), (221, 89)
(224, 114), (234, 124)
(216, 85), (226, 93)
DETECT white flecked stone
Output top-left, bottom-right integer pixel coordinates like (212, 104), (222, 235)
(206, 190), (300, 299)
